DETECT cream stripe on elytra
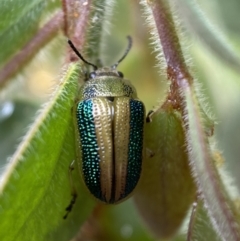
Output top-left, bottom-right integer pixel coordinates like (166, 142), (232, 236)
(93, 98), (113, 202)
(113, 97), (130, 201)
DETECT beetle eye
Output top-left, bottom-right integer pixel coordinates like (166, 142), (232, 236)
(117, 71), (124, 78)
(89, 72), (96, 79)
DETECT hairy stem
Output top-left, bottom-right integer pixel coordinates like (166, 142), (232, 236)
(143, 0), (240, 240)
(62, 0), (92, 62)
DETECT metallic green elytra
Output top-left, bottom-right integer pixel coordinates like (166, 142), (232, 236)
(70, 37), (145, 204)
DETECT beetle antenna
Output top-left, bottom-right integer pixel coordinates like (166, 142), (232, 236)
(68, 40), (98, 70)
(112, 36), (132, 69)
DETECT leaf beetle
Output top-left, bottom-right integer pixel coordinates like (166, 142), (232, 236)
(64, 37), (145, 218)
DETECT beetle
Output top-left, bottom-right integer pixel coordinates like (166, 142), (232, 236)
(64, 37), (146, 219)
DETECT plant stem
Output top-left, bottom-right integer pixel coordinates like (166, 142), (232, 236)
(62, 0), (92, 62)
(0, 11), (63, 89)
(144, 0), (240, 240)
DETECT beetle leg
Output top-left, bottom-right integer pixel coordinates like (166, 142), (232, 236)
(146, 148), (155, 158)
(146, 110), (154, 123)
(63, 160), (78, 219)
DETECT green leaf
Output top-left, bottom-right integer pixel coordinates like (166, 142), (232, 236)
(0, 63), (96, 241)
(134, 107), (196, 239)
(0, 0), (57, 66)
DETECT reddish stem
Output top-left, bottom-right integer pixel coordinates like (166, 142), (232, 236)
(150, 1), (193, 85)
(0, 11), (63, 89)
(147, 0), (193, 110)
(62, 0), (92, 62)
(148, 1), (240, 239)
